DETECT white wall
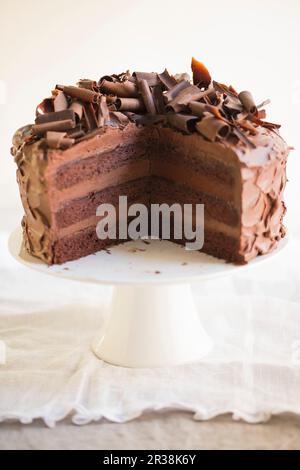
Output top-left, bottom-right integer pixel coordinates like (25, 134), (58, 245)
(1, 0), (299, 232)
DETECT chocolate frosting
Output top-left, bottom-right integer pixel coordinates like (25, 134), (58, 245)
(11, 58), (291, 264)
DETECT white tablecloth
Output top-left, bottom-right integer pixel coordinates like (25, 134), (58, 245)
(0, 230), (300, 427)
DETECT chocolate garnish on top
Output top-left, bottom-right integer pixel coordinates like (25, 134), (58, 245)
(20, 57), (276, 151)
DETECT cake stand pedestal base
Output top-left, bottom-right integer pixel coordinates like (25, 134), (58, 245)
(92, 283), (212, 368)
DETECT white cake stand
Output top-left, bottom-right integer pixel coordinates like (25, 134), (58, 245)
(8, 228), (288, 368)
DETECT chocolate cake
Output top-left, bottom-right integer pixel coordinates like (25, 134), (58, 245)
(11, 58), (290, 265)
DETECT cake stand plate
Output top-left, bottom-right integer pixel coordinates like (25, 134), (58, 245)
(8, 228), (288, 368)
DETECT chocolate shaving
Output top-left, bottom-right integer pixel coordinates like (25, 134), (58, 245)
(238, 91), (257, 115)
(98, 95), (110, 127)
(213, 80), (238, 98)
(196, 114), (230, 142)
(99, 79), (139, 98)
(66, 125), (85, 139)
(53, 91), (68, 112)
(57, 85), (100, 103)
(83, 103), (98, 130)
(232, 124), (256, 149)
(137, 79), (156, 114)
(69, 101), (84, 121)
(46, 131), (75, 149)
(36, 98), (54, 116)
(133, 72), (159, 86)
(174, 72), (190, 83)
(77, 79), (98, 91)
(191, 57), (211, 88)
(158, 69), (177, 90)
(115, 97), (145, 112)
(168, 85), (212, 112)
(32, 119), (75, 135)
(167, 113), (199, 134)
(108, 111), (129, 128)
(223, 95), (243, 116)
(35, 109), (75, 125)
(163, 80), (190, 103)
(152, 85), (165, 114)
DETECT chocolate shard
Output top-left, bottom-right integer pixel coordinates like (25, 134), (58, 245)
(36, 97), (54, 116)
(53, 91), (68, 112)
(163, 80), (190, 103)
(132, 72), (159, 86)
(35, 109), (75, 125)
(152, 85), (166, 114)
(168, 85), (212, 112)
(69, 100), (84, 121)
(32, 119), (75, 135)
(115, 97), (145, 112)
(137, 79), (156, 114)
(98, 74), (118, 84)
(46, 131), (75, 149)
(238, 91), (257, 114)
(191, 57), (211, 88)
(59, 85), (100, 103)
(99, 79), (139, 98)
(196, 114), (230, 141)
(167, 113), (199, 134)
(158, 68), (177, 90)
(98, 95), (110, 127)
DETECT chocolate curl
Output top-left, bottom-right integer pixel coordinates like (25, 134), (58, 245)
(196, 115), (230, 142)
(53, 91), (68, 112)
(35, 109), (76, 125)
(108, 111), (129, 127)
(158, 69), (177, 90)
(83, 103), (98, 130)
(238, 91), (257, 114)
(66, 125), (85, 139)
(46, 131), (75, 149)
(188, 101), (207, 117)
(167, 113), (199, 134)
(213, 80), (238, 98)
(163, 80), (190, 103)
(152, 85), (165, 114)
(138, 79), (156, 114)
(98, 95), (110, 126)
(32, 119), (75, 135)
(77, 79), (98, 91)
(36, 97), (54, 116)
(168, 85), (212, 112)
(115, 97), (145, 112)
(99, 79), (139, 98)
(69, 101), (84, 121)
(57, 85), (100, 103)
(133, 72), (159, 86)
(223, 95), (243, 116)
(191, 57), (211, 88)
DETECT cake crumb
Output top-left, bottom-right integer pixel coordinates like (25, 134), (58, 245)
(104, 249), (111, 255)
(155, 270), (161, 274)
(181, 262), (188, 266)
(128, 248), (146, 253)
(142, 240), (151, 245)
(63, 267), (69, 270)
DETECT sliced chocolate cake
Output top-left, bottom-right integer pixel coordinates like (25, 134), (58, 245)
(11, 58), (290, 264)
